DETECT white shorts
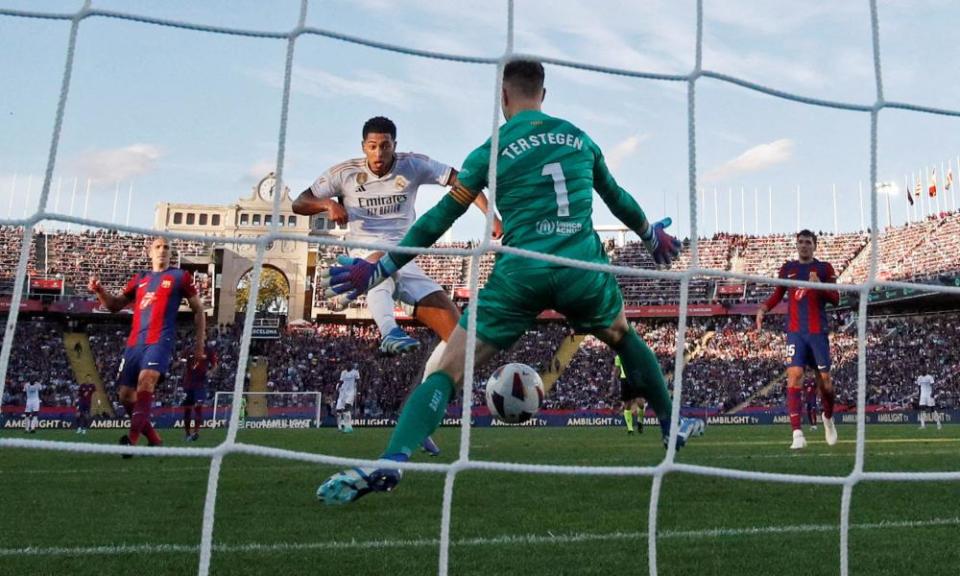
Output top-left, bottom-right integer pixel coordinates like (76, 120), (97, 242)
(336, 393), (355, 411)
(25, 399), (40, 413)
(350, 248), (443, 306)
(919, 390), (935, 407)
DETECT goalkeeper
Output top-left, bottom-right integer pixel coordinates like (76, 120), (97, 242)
(317, 59), (703, 505)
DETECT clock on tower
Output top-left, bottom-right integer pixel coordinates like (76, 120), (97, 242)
(257, 174), (277, 202)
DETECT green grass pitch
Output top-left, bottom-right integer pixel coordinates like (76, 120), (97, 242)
(1, 424), (957, 575)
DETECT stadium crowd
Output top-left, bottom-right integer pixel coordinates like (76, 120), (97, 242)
(4, 210), (960, 416)
(2, 314), (959, 416)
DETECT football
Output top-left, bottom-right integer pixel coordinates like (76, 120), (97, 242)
(485, 363), (544, 424)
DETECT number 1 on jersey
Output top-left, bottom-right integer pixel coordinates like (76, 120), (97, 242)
(542, 162), (570, 217)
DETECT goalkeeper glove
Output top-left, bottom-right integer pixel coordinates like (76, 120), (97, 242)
(321, 254), (398, 301)
(641, 217), (682, 266)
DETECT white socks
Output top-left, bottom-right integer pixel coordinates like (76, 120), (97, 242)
(367, 281), (398, 336)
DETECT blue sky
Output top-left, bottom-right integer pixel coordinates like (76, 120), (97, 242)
(1, 0), (959, 241)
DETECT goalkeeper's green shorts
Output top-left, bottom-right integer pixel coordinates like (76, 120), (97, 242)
(459, 266), (623, 350)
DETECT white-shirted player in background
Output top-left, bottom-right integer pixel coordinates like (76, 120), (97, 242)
(336, 364), (360, 433)
(294, 116), (500, 453)
(916, 373), (942, 430)
(23, 381), (42, 433)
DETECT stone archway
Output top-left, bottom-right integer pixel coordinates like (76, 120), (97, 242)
(235, 265), (290, 315)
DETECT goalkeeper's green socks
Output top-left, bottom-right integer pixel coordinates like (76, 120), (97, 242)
(611, 326), (673, 436)
(383, 371), (455, 460)
(624, 409), (634, 432)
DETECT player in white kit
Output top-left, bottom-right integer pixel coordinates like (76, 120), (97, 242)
(294, 117), (500, 454)
(293, 116), (500, 356)
(336, 364), (360, 433)
(23, 381), (42, 433)
(916, 373), (942, 430)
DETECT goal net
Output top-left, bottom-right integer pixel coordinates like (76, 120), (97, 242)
(211, 391), (322, 429)
(1, 2), (959, 576)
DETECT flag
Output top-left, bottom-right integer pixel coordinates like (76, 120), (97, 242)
(929, 169), (937, 198)
(914, 180), (922, 199)
(906, 184), (914, 206)
(946, 168), (954, 191)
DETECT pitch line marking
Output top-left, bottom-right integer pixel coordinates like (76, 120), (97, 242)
(692, 437), (960, 447)
(1, 517), (958, 558)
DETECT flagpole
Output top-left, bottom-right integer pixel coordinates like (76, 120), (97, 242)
(83, 178), (92, 225)
(955, 155), (959, 212)
(942, 160), (950, 213)
(126, 181), (134, 227)
(754, 187), (759, 234)
(919, 168), (926, 218)
(924, 166), (931, 218)
(111, 181), (120, 223)
(6, 173), (16, 219)
(884, 183), (892, 229)
(727, 186), (733, 232)
(858, 180), (865, 231)
(713, 186), (719, 234)
(68, 177), (78, 232)
(914, 171), (920, 222)
(22, 175), (33, 218)
(796, 184), (800, 232)
(832, 183), (838, 234)
(768, 185), (773, 234)
(916, 171), (921, 221)
(903, 174), (910, 224)
(740, 186), (745, 235)
(935, 166), (942, 214)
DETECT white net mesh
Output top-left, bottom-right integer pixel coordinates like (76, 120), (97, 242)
(2, 1), (960, 575)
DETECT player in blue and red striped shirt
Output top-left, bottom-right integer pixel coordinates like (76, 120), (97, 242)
(89, 236), (206, 456)
(182, 342), (218, 441)
(756, 229), (839, 450)
(75, 382), (96, 435)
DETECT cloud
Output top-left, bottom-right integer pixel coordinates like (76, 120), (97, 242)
(704, 139), (794, 182)
(67, 144), (162, 182)
(875, 181), (901, 196)
(606, 134), (649, 171)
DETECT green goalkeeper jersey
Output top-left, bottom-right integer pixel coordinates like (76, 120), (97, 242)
(457, 109), (646, 271)
(389, 109), (648, 272)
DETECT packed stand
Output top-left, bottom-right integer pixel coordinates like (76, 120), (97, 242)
(0, 320), (76, 408)
(42, 229), (212, 300)
(6, 313), (960, 415)
(0, 226), (38, 292)
(738, 231), (867, 303)
(841, 217), (944, 283)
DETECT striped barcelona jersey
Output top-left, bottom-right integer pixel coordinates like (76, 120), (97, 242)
(122, 268), (197, 348)
(184, 345), (218, 390)
(77, 383), (96, 405)
(763, 259), (839, 334)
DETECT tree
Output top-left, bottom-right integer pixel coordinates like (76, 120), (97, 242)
(235, 267), (289, 314)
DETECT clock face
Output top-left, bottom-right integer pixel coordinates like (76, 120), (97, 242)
(258, 177), (276, 201)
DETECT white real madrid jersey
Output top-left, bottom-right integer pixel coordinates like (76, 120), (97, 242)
(339, 369), (360, 395)
(310, 153), (453, 245)
(25, 382), (42, 402)
(916, 374), (934, 395)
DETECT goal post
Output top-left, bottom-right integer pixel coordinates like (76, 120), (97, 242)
(212, 391), (323, 428)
